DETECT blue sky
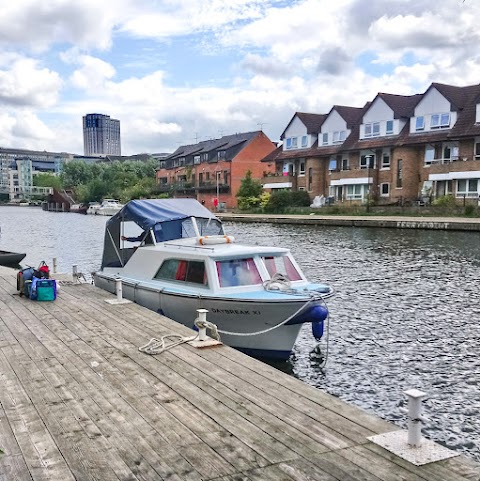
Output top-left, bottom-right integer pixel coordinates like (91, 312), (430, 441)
(0, 0), (478, 155)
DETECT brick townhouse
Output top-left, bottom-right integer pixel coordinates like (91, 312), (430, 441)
(263, 82), (480, 205)
(155, 131), (276, 209)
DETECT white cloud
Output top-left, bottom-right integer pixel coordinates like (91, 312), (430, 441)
(0, 58), (62, 107)
(69, 55), (116, 90)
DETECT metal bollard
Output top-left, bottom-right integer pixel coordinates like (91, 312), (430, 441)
(404, 388), (427, 447)
(115, 278), (123, 301)
(72, 264), (78, 277)
(196, 308), (208, 341)
(52, 257), (57, 274)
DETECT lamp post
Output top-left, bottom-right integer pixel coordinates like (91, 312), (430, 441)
(216, 171), (221, 211)
(365, 155), (372, 213)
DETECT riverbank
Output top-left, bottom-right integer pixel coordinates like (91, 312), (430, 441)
(217, 213), (480, 232)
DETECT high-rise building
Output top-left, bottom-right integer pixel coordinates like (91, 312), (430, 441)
(83, 113), (121, 156)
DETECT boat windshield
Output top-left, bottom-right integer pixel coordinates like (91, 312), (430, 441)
(216, 258), (262, 287)
(261, 255), (302, 281)
(182, 217), (224, 238)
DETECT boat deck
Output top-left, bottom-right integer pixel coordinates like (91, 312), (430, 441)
(0, 266), (479, 480)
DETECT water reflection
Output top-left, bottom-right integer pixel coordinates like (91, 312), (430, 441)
(1, 207), (480, 461)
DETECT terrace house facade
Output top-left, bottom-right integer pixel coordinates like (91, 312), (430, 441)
(155, 131), (276, 209)
(265, 82), (480, 205)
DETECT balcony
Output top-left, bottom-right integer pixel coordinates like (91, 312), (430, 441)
(155, 182), (230, 194)
(261, 173), (296, 190)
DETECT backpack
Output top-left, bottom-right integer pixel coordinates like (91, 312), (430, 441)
(33, 261), (50, 279)
(17, 267), (35, 297)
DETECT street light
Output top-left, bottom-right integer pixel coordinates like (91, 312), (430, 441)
(365, 155), (372, 212)
(216, 171), (221, 210)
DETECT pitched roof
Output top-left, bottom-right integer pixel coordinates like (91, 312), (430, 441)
(375, 93), (422, 119)
(166, 131), (262, 159)
(330, 105), (364, 127)
(280, 112), (327, 139)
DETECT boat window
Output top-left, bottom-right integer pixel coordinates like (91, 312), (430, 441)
(216, 258), (262, 287)
(262, 256), (302, 281)
(155, 259), (208, 286)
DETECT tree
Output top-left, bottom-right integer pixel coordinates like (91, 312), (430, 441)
(33, 173), (62, 190)
(236, 170), (263, 198)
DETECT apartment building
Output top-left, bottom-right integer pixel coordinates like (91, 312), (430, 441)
(156, 131), (276, 209)
(0, 147), (73, 200)
(264, 82), (480, 205)
(83, 113), (121, 156)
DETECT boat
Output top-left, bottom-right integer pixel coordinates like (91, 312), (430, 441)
(0, 250), (26, 267)
(93, 199), (333, 359)
(94, 199), (124, 216)
(86, 202), (100, 215)
(70, 203), (88, 214)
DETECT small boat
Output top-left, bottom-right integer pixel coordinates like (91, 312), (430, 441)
(0, 250), (26, 267)
(70, 203), (88, 214)
(94, 199), (333, 359)
(86, 202), (100, 215)
(94, 199), (124, 216)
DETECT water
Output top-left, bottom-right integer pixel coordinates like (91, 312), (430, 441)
(2, 206), (480, 461)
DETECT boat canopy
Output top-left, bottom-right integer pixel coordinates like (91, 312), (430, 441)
(101, 198), (223, 268)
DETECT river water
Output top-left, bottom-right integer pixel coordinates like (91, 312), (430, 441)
(1, 206), (480, 461)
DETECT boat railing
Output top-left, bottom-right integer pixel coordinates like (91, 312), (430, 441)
(163, 242), (216, 251)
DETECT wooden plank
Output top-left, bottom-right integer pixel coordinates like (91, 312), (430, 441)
(0, 350), (76, 481)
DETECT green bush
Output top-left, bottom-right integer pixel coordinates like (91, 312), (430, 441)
(264, 190), (311, 212)
(432, 194), (456, 207)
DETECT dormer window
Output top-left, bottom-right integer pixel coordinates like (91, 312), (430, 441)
(301, 135), (308, 148)
(431, 113), (450, 129)
(193, 155), (200, 164)
(285, 137), (298, 149)
(333, 131), (346, 143)
(217, 150), (226, 160)
(322, 133), (328, 145)
(415, 116), (425, 131)
(364, 122), (380, 138)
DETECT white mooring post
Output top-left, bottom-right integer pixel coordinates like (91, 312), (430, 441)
(405, 388), (427, 447)
(105, 277), (131, 305)
(368, 387), (459, 465)
(115, 278), (123, 301)
(196, 308), (208, 341)
(72, 264), (78, 278)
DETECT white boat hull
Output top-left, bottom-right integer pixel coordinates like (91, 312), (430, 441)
(94, 272), (308, 359)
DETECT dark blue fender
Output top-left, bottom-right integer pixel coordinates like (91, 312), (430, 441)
(285, 304), (328, 340)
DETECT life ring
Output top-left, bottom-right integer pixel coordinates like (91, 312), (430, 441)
(198, 235), (235, 245)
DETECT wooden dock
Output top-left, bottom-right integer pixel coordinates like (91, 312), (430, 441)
(1, 267), (479, 481)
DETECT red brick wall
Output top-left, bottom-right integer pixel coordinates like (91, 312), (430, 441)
(230, 132), (276, 208)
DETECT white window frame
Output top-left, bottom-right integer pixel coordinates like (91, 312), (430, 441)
(286, 138), (292, 149)
(291, 137), (298, 148)
(431, 113), (450, 129)
(322, 133), (328, 145)
(416, 116), (425, 131)
(341, 158), (350, 171)
(360, 153), (375, 169)
(424, 145), (435, 164)
(333, 130), (346, 143)
(193, 155), (200, 165)
(299, 161), (305, 176)
(386, 120), (394, 135)
(364, 122), (380, 138)
(301, 135), (308, 148)
(381, 150), (391, 169)
(380, 183), (390, 197)
(456, 179), (479, 198)
(345, 184), (364, 200)
(475, 138), (480, 159)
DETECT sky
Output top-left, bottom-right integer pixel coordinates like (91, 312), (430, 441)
(1, 0), (479, 156)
